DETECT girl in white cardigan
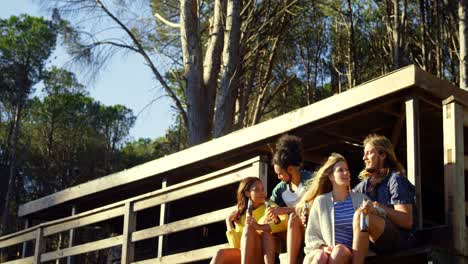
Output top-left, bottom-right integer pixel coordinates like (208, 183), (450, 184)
(297, 153), (369, 264)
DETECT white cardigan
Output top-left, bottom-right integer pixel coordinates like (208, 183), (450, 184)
(304, 191), (368, 257)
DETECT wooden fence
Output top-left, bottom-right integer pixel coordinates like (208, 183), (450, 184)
(0, 156), (268, 264)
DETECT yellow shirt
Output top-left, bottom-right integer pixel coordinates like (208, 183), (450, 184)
(226, 203), (288, 248)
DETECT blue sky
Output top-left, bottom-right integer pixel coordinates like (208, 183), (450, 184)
(1, 0), (174, 141)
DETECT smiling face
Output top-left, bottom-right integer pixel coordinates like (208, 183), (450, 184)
(363, 143), (386, 173)
(245, 180), (266, 206)
(329, 161), (350, 188)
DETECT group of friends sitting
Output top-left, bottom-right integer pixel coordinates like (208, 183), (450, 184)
(210, 133), (417, 264)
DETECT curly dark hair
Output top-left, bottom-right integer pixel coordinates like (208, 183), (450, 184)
(272, 134), (303, 170)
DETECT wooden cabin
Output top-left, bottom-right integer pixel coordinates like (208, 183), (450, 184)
(1, 65), (467, 263)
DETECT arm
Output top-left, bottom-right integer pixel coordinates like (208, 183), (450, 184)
(225, 210), (242, 248)
(269, 183), (286, 207)
(245, 215), (274, 232)
(304, 199), (327, 255)
(386, 174), (415, 229)
(377, 202), (413, 230)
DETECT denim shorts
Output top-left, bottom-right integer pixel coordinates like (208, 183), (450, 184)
(371, 218), (417, 253)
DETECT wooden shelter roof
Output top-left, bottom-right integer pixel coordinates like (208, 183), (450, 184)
(18, 65), (468, 219)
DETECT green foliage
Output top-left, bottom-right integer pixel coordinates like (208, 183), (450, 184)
(0, 15), (57, 84)
(120, 118), (187, 167)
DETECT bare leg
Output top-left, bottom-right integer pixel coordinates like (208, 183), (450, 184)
(309, 250), (329, 264)
(287, 213), (304, 264)
(261, 231), (276, 264)
(329, 244), (352, 264)
(241, 224), (262, 264)
(367, 213), (386, 243)
(351, 208), (386, 264)
(352, 209), (369, 264)
(210, 248), (241, 264)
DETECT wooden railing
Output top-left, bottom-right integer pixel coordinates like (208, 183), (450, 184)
(0, 156), (268, 264)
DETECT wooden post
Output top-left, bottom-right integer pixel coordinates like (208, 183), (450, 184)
(67, 205), (76, 264)
(121, 202), (136, 263)
(34, 227), (44, 263)
(443, 96), (466, 255)
(253, 157), (269, 194)
(405, 97), (423, 229)
(21, 218), (29, 258)
(158, 177), (168, 258)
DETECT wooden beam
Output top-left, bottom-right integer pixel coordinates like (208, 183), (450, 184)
(131, 207), (236, 243)
(67, 205), (76, 264)
(133, 166), (254, 212)
(21, 219), (29, 258)
(405, 97), (423, 229)
(122, 202), (136, 264)
(443, 98), (466, 255)
(2, 257), (34, 264)
(131, 243), (229, 264)
(323, 130), (362, 145)
(33, 228), (44, 263)
(391, 103), (405, 148)
(158, 177), (168, 258)
(42, 206), (123, 237)
(0, 229), (36, 249)
(40, 235), (123, 262)
(253, 158), (269, 194)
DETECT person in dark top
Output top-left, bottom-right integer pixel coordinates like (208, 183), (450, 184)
(352, 134), (417, 263)
(267, 134), (313, 264)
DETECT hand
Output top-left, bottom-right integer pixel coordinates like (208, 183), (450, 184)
(225, 210), (240, 229)
(372, 201), (387, 218)
(323, 245), (333, 254)
(360, 200), (377, 215)
(245, 215), (260, 230)
(300, 214), (307, 226)
(267, 206), (289, 218)
(266, 206), (277, 222)
(228, 209), (240, 223)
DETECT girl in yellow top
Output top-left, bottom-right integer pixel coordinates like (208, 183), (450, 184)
(211, 177), (288, 264)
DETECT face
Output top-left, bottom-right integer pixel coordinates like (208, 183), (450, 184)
(329, 161), (350, 188)
(246, 180), (266, 206)
(363, 143), (385, 173)
(274, 164), (292, 183)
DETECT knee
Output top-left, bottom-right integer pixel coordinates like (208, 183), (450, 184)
(331, 244), (351, 259)
(353, 209), (362, 231)
(313, 250), (328, 263)
(213, 249), (227, 262)
(289, 212), (301, 228)
(243, 224), (256, 238)
(332, 244), (346, 254)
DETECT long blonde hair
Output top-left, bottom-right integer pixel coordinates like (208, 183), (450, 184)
(358, 134), (405, 183)
(296, 153), (347, 213)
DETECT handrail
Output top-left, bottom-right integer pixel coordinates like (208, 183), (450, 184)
(0, 156), (266, 263)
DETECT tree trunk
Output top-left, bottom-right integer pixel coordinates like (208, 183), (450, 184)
(0, 92), (24, 235)
(460, 0), (468, 90)
(419, 0), (428, 70)
(214, 0), (241, 138)
(393, 0), (401, 69)
(203, 0), (226, 133)
(346, 0), (356, 88)
(180, 0), (208, 146)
